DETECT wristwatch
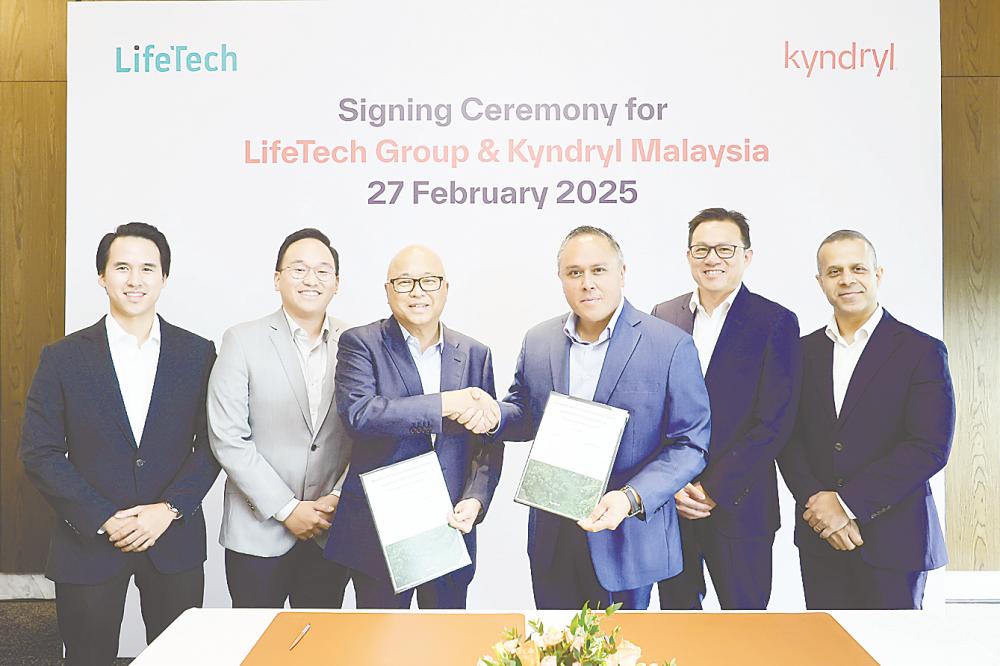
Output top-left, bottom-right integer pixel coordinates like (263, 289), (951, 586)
(620, 485), (644, 519)
(164, 501), (183, 520)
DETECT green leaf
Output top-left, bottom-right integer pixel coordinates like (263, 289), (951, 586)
(606, 602), (623, 616)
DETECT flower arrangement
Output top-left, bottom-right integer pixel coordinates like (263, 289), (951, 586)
(478, 603), (675, 666)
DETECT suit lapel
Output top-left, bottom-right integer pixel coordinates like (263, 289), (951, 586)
(314, 317), (343, 435)
(382, 317), (424, 396)
(439, 326), (468, 392)
(676, 294), (695, 335)
(837, 311), (902, 426)
(267, 309), (313, 433)
(593, 301), (642, 405)
(138, 315), (180, 448)
(81, 318), (138, 449)
(813, 335), (839, 427)
(703, 285), (748, 387)
(549, 317), (571, 394)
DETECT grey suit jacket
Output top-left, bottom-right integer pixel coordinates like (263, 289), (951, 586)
(208, 308), (353, 557)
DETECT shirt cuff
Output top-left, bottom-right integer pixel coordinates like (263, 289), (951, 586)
(835, 493), (856, 520)
(273, 498), (299, 523)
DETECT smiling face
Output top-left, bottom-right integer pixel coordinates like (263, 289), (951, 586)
(273, 238), (340, 320)
(816, 238), (883, 321)
(687, 220), (752, 301)
(558, 233), (625, 333)
(385, 245), (448, 334)
(97, 236), (166, 321)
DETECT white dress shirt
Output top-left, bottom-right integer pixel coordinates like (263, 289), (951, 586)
(563, 299), (626, 401)
(105, 313), (161, 446)
(824, 304), (884, 519)
(274, 310), (332, 522)
(689, 286), (741, 376)
(400, 321), (444, 445)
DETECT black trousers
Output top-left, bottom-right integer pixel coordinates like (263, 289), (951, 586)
(55, 554), (203, 666)
(799, 549), (928, 610)
(350, 567), (469, 609)
(225, 540), (350, 608)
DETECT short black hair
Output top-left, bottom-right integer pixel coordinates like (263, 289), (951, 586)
(95, 222), (171, 276)
(687, 208), (751, 249)
(557, 225), (625, 269)
(275, 228), (340, 275)
(816, 229), (878, 271)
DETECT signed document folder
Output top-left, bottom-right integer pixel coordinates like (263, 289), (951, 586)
(361, 451), (471, 593)
(514, 392), (629, 521)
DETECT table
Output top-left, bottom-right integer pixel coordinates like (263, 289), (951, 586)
(132, 606), (1000, 665)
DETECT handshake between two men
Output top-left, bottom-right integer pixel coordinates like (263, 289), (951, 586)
(441, 386), (501, 435)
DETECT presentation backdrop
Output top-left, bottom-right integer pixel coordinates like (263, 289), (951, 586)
(67, 1), (942, 655)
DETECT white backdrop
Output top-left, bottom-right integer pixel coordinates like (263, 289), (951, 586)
(67, 1), (943, 656)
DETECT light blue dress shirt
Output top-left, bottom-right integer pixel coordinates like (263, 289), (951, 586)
(562, 298), (626, 401)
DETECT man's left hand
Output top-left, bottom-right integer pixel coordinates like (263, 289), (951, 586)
(577, 490), (631, 533)
(448, 498), (482, 534)
(108, 503), (176, 552)
(314, 494), (340, 521)
(803, 491), (850, 538)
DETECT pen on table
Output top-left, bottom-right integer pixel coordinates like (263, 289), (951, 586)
(288, 623), (311, 651)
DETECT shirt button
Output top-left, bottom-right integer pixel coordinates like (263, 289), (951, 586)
(311, 444), (318, 451)
(833, 442), (844, 452)
(135, 458), (145, 467)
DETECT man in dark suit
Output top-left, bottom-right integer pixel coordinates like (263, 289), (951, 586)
(778, 229), (954, 609)
(325, 245), (503, 608)
(654, 208), (800, 610)
(20, 223), (219, 665)
(494, 226), (711, 610)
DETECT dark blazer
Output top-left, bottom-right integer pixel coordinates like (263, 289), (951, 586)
(651, 285), (801, 537)
(20, 316), (219, 585)
(325, 317), (503, 586)
(497, 299), (711, 591)
(778, 310), (954, 571)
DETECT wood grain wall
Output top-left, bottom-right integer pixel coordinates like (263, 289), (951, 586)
(942, 0), (1000, 571)
(0, 2), (997, 574)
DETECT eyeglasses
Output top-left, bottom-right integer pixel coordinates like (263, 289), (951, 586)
(688, 244), (745, 260)
(280, 263), (337, 282)
(387, 276), (444, 293)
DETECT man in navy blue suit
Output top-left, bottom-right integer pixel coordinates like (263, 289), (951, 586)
(778, 230), (954, 609)
(325, 245), (503, 608)
(20, 223), (219, 665)
(653, 208), (801, 610)
(495, 226), (711, 610)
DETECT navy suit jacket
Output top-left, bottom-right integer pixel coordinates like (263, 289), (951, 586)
(778, 310), (953, 571)
(325, 317), (503, 586)
(20, 316), (219, 584)
(497, 299), (711, 591)
(652, 285), (801, 537)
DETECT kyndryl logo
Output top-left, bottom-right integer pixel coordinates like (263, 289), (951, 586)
(115, 44), (237, 73)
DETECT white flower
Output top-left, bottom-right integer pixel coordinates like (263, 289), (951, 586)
(502, 639), (520, 653)
(570, 634), (585, 651)
(606, 640), (642, 666)
(539, 627), (565, 648)
(541, 657), (558, 666)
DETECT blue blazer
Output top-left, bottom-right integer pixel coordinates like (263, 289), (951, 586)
(19, 317), (219, 584)
(652, 285), (801, 537)
(497, 299), (711, 591)
(325, 317), (503, 586)
(778, 310), (953, 571)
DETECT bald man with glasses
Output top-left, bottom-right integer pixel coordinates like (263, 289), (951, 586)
(324, 245), (503, 609)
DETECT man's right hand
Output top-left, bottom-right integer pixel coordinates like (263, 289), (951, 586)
(442, 387), (500, 435)
(824, 519), (864, 551)
(282, 501), (333, 540)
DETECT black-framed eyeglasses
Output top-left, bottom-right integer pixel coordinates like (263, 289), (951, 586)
(280, 263), (338, 282)
(387, 275), (444, 293)
(688, 244), (745, 260)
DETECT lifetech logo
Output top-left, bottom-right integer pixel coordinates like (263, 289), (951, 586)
(784, 41), (895, 78)
(115, 44), (237, 73)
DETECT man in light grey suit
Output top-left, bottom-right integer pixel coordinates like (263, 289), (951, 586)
(208, 228), (353, 608)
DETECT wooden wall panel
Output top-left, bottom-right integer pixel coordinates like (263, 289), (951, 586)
(0, 81), (66, 572)
(941, 0), (1000, 77)
(0, 0), (67, 81)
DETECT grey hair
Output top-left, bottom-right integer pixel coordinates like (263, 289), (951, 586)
(816, 229), (878, 271)
(556, 225), (625, 269)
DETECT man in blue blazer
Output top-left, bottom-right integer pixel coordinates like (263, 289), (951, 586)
(494, 226), (711, 610)
(325, 245), (503, 608)
(20, 223), (219, 666)
(653, 209), (801, 610)
(778, 230), (954, 609)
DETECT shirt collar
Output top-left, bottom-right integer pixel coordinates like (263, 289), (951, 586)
(564, 297), (626, 345)
(688, 284), (741, 316)
(105, 312), (161, 349)
(825, 304), (884, 347)
(283, 309), (330, 344)
(398, 320), (444, 354)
